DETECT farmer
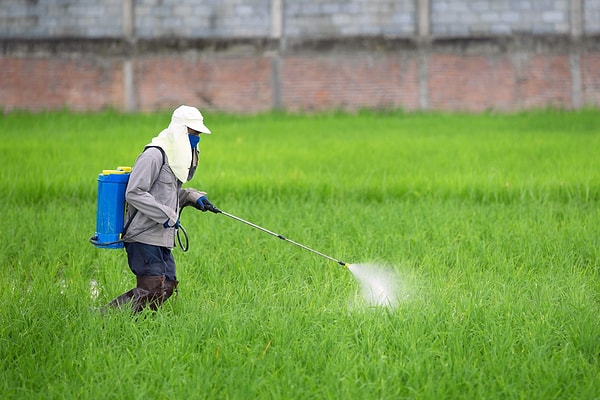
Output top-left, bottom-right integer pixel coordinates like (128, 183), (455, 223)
(104, 105), (217, 312)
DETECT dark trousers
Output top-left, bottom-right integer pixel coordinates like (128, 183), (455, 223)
(125, 242), (177, 281)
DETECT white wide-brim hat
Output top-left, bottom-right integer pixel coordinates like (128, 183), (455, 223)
(172, 105), (211, 134)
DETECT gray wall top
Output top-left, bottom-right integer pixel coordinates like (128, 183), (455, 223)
(0, 0), (598, 39)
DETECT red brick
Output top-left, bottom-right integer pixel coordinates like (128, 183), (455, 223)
(135, 55), (272, 113)
(1, 49), (599, 113)
(582, 53), (600, 107)
(429, 54), (517, 112)
(0, 57), (122, 112)
(281, 54), (419, 112)
(516, 55), (572, 109)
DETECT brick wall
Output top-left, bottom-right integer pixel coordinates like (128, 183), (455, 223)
(428, 54), (516, 111)
(280, 54), (420, 111)
(135, 55), (273, 113)
(2, 38), (597, 113)
(1, 1), (599, 113)
(0, 56), (124, 111)
(582, 53), (600, 104)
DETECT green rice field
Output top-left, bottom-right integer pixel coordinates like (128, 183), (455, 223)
(1, 109), (599, 399)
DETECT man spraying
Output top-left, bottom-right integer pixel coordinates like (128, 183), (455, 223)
(104, 105), (217, 312)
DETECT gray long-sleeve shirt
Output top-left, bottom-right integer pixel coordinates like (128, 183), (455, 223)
(122, 146), (204, 248)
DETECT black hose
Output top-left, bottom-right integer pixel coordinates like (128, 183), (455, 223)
(177, 224), (189, 252)
(90, 222), (189, 252)
(88, 236), (123, 247)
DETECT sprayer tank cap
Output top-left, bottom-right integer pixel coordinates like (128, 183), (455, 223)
(102, 169), (128, 175)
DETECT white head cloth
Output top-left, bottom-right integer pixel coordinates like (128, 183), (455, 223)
(147, 105), (211, 183)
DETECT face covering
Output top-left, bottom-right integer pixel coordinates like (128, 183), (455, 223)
(188, 134), (200, 149)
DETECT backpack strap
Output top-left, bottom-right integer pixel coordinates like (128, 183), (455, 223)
(121, 146), (167, 237)
(144, 145), (166, 165)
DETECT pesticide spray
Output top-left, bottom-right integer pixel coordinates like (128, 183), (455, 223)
(347, 263), (402, 308)
(216, 209), (404, 309)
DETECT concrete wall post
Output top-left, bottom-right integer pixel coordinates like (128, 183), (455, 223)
(123, 0), (136, 112)
(570, 0), (583, 109)
(270, 0), (284, 110)
(417, 0), (430, 110)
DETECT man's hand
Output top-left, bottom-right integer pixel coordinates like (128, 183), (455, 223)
(195, 196), (219, 213)
(163, 218), (180, 229)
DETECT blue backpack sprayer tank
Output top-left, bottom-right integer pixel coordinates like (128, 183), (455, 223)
(89, 167), (131, 249)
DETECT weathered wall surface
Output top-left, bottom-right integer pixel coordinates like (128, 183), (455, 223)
(0, 0), (599, 113)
